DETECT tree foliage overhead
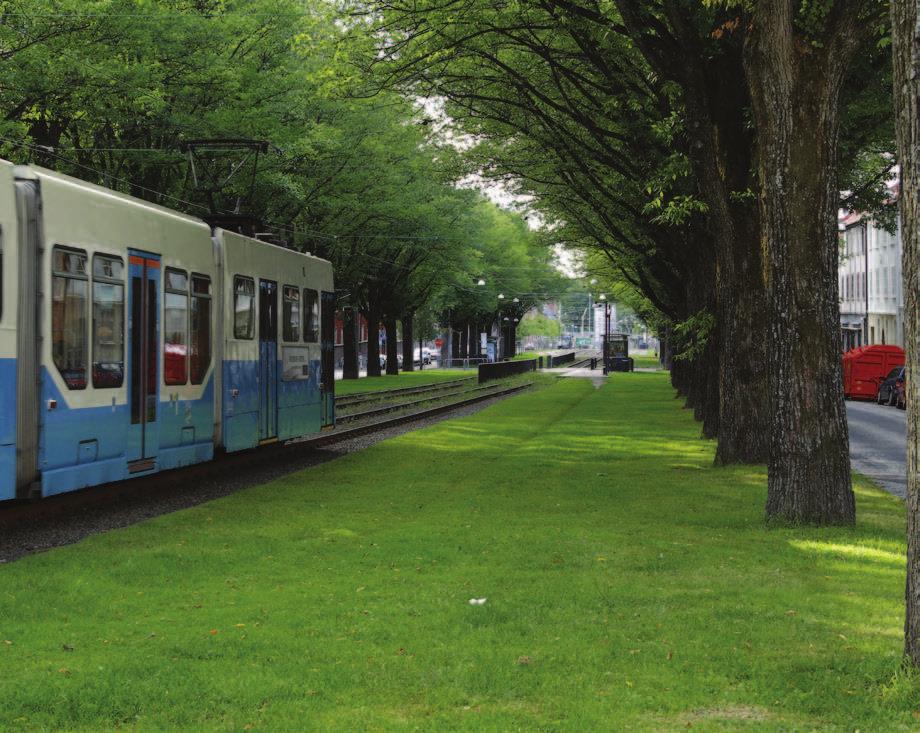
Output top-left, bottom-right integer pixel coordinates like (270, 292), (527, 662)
(0, 0), (562, 333)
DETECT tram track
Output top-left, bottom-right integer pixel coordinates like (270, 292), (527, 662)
(334, 376), (474, 407)
(0, 379), (533, 562)
(336, 382), (510, 424)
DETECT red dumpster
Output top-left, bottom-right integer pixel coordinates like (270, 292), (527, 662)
(841, 344), (905, 400)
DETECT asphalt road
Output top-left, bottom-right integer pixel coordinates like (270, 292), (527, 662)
(846, 400), (906, 498)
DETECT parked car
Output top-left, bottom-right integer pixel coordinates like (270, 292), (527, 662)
(379, 353), (404, 370)
(877, 366), (905, 406)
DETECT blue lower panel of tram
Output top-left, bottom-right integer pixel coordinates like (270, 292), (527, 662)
(38, 369), (215, 498)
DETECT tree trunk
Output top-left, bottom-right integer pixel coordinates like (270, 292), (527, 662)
(892, 0), (920, 664)
(366, 303), (382, 377)
(459, 322), (469, 362)
(744, 3), (856, 524)
(342, 307), (359, 380)
(716, 222), (771, 464)
(402, 314), (415, 372)
(385, 318), (399, 375)
(451, 327), (461, 367)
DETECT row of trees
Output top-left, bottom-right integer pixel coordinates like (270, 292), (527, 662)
(359, 0), (920, 663)
(0, 0), (562, 379)
(359, 0), (891, 522)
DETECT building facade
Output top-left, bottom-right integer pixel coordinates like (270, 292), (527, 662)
(839, 209), (904, 350)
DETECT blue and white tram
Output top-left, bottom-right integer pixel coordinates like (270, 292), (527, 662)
(0, 160), (335, 500)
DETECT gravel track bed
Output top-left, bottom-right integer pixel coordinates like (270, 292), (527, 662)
(0, 392), (517, 565)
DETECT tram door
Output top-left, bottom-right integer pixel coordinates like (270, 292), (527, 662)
(320, 290), (336, 427)
(259, 280), (278, 441)
(127, 251), (161, 469)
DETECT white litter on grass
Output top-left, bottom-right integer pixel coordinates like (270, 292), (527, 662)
(468, 597), (487, 605)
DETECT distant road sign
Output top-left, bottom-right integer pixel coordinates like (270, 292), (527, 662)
(575, 338), (592, 347)
(435, 338), (444, 348)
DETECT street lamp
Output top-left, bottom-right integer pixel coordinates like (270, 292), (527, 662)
(477, 278), (486, 286)
(595, 295), (610, 375)
(498, 293), (505, 300)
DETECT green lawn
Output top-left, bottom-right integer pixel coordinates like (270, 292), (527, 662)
(0, 375), (916, 730)
(631, 353), (662, 369)
(512, 350), (543, 361)
(335, 369), (470, 396)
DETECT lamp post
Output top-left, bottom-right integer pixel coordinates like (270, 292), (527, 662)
(595, 294), (610, 375)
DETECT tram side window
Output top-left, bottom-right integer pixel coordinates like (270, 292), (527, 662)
(283, 285), (300, 342)
(234, 276), (255, 339)
(164, 268), (189, 385)
(92, 254), (125, 388)
(52, 247), (89, 390)
(303, 288), (319, 343)
(190, 274), (212, 384)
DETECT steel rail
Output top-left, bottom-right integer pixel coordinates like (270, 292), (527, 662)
(335, 376), (474, 406)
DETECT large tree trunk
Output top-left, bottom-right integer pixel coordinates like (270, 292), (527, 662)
(385, 318), (399, 375)
(744, 2), (857, 524)
(342, 307), (359, 380)
(716, 221), (771, 464)
(892, 0), (920, 665)
(401, 314), (415, 372)
(366, 303), (382, 377)
(451, 327), (461, 367)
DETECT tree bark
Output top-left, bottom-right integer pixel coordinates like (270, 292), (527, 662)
(459, 322), (469, 362)
(342, 307), (359, 380)
(892, 0), (920, 664)
(366, 303), (382, 377)
(716, 221), (770, 463)
(744, 1), (856, 524)
(385, 318), (399, 375)
(402, 314), (415, 372)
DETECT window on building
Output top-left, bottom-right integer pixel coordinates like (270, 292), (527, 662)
(52, 247), (89, 389)
(303, 288), (319, 342)
(190, 274), (211, 384)
(282, 285), (300, 342)
(234, 276), (255, 339)
(92, 254), (124, 388)
(164, 267), (189, 385)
